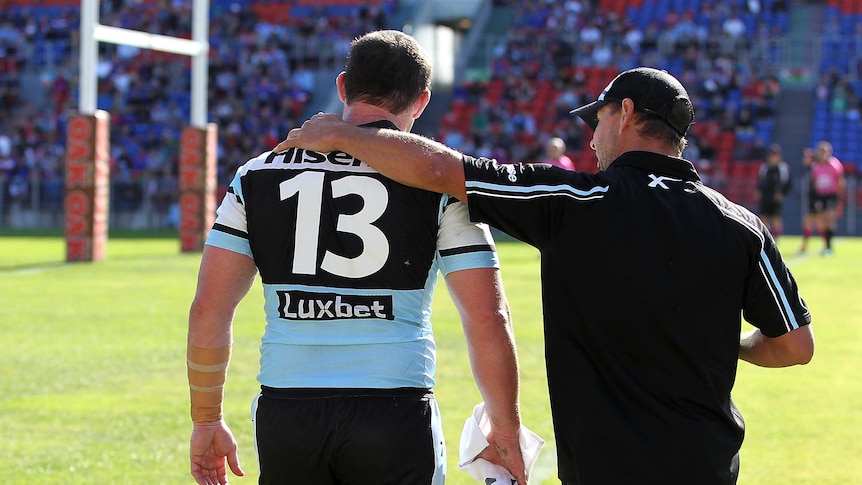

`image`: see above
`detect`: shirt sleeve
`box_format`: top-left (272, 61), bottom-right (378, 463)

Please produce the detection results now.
top-left (742, 231), bottom-right (811, 337)
top-left (436, 195), bottom-right (499, 275)
top-left (462, 155), bottom-right (608, 249)
top-left (205, 168), bottom-right (253, 258)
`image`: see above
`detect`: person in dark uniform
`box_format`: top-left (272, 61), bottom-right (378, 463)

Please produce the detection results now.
top-left (756, 143), bottom-right (792, 239)
top-left (187, 30), bottom-right (527, 485)
top-left (275, 67), bottom-right (815, 485)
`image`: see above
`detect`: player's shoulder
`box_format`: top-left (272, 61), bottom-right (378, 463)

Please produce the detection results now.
top-left (236, 150), bottom-right (277, 176)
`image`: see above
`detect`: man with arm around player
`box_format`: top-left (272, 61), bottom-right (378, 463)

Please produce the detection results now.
top-left (275, 67), bottom-right (815, 485)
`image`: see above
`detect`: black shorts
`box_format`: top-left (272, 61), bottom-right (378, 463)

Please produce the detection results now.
top-left (808, 193), bottom-right (838, 214)
top-left (252, 387), bottom-right (445, 485)
top-left (759, 199), bottom-right (783, 217)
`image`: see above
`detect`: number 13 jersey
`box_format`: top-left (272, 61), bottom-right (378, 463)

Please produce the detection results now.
top-left (205, 123), bottom-right (499, 389)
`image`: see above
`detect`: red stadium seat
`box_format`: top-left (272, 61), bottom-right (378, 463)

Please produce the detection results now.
top-left (599, 0), bottom-right (644, 17)
top-left (838, 0), bottom-right (856, 14)
top-left (250, 2), bottom-right (292, 24)
top-left (297, 0), bottom-right (385, 5)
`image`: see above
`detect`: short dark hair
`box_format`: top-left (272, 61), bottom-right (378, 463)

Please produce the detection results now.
top-left (343, 30), bottom-right (431, 114)
top-left (603, 102), bottom-right (688, 153)
top-left (630, 110), bottom-right (688, 153)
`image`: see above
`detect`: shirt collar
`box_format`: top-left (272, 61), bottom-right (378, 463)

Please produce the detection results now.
top-left (609, 151), bottom-right (701, 182)
top-left (360, 119), bottom-right (400, 131)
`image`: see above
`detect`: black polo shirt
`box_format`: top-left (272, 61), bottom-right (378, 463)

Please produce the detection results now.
top-left (463, 151), bottom-right (811, 485)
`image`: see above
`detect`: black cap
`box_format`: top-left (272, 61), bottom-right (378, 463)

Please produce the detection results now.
top-left (570, 67), bottom-right (694, 136)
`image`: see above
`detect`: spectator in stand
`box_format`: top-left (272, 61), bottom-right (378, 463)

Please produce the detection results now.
top-left (846, 90), bottom-right (860, 121)
top-left (0, 133), bottom-right (10, 159)
top-left (734, 105), bottom-right (756, 139)
top-left (721, 8), bottom-right (747, 45)
top-left (830, 78), bottom-right (850, 115)
top-left (438, 0), bottom-right (787, 175)
top-left (1, 0), bottom-right (791, 229)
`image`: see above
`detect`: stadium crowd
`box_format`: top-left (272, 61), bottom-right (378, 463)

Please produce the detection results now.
top-left (0, 0), bottom-right (858, 228)
top-left (441, 0), bottom-right (790, 177)
top-left (0, 0), bottom-right (392, 226)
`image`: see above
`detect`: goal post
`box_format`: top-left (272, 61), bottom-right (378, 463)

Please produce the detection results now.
top-left (68, 0), bottom-right (214, 261)
top-left (65, 110), bottom-right (110, 262)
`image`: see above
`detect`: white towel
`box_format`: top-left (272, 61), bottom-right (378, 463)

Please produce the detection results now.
top-left (458, 402), bottom-right (544, 484)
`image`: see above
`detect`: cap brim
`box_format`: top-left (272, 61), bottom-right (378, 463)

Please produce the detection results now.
top-left (569, 100), bottom-right (607, 131)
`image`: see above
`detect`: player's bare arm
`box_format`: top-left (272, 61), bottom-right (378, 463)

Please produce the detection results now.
top-left (187, 246), bottom-right (257, 484)
top-left (446, 267), bottom-right (527, 483)
top-left (274, 113), bottom-right (469, 201)
top-left (739, 325), bottom-right (814, 368)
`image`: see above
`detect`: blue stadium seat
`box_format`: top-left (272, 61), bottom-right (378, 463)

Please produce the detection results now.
top-left (8, 5), bottom-right (77, 20)
top-left (97, 93), bottom-right (113, 112)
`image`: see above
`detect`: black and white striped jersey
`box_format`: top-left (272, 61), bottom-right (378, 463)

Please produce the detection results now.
top-left (205, 123), bottom-right (498, 389)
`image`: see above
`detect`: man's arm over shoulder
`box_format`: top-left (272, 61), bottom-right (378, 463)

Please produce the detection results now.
top-left (274, 113), bottom-right (469, 200)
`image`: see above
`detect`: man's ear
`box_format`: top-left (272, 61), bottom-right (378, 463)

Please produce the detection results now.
top-left (618, 98), bottom-right (637, 131)
top-left (336, 72), bottom-right (347, 103)
top-left (411, 89), bottom-right (431, 119)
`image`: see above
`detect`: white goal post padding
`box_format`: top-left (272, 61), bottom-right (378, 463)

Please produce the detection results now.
top-left (78, 0), bottom-right (210, 127)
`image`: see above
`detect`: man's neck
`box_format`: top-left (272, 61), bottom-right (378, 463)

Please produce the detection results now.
top-left (343, 103), bottom-right (409, 132)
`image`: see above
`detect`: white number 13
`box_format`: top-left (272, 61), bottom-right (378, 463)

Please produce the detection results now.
top-left (279, 172), bottom-right (389, 278)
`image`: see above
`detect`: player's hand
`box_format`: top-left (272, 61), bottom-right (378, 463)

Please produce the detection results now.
top-left (190, 420), bottom-right (244, 485)
top-left (273, 112), bottom-right (346, 154)
top-left (478, 427), bottom-right (529, 484)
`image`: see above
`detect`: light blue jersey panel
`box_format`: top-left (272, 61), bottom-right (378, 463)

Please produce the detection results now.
top-left (206, 230), bottom-right (252, 258)
top-left (206, 151), bottom-right (500, 390)
top-left (258, 276), bottom-right (439, 388)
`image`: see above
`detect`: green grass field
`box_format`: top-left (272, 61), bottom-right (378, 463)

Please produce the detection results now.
top-left (1, 231), bottom-right (860, 484)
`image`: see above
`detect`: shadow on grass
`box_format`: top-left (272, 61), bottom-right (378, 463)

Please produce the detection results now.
top-left (0, 229), bottom-right (194, 273)
top-left (0, 260), bottom-right (71, 274)
top-left (0, 250), bottom-right (198, 274)
top-left (0, 229), bottom-right (178, 239)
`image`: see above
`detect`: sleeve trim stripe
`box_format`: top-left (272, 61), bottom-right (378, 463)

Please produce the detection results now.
top-left (758, 250), bottom-right (799, 332)
top-left (716, 199), bottom-right (801, 333)
top-left (212, 223), bottom-right (247, 239)
top-left (439, 244), bottom-right (494, 257)
top-left (466, 180), bottom-right (608, 201)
